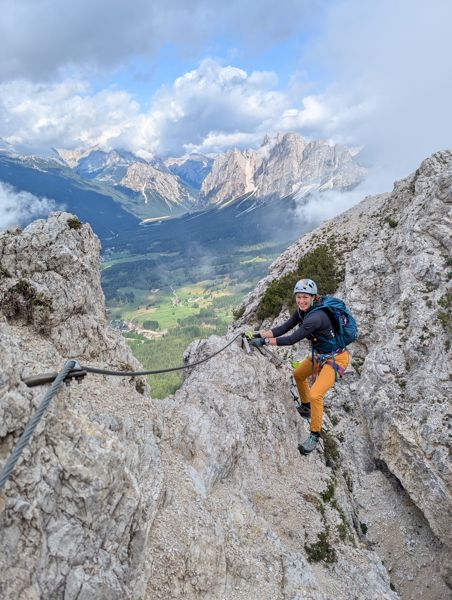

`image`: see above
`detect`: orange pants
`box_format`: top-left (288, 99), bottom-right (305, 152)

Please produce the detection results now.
top-left (293, 351), bottom-right (349, 432)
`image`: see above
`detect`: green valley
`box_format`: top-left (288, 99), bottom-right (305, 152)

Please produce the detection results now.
top-left (101, 194), bottom-right (315, 397)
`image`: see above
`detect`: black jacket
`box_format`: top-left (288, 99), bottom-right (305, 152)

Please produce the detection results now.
top-left (272, 304), bottom-right (336, 354)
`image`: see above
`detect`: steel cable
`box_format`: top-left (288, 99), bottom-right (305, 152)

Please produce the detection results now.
top-left (22, 332), bottom-right (244, 387)
top-left (0, 359), bottom-right (76, 490)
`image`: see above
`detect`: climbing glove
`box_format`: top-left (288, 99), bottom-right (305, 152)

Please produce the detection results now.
top-left (250, 337), bottom-right (266, 348)
top-left (244, 330), bottom-right (261, 340)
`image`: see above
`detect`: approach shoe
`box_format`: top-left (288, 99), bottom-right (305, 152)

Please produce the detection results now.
top-left (298, 432), bottom-right (320, 456)
top-left (296, 402), bottom-right (311, 420)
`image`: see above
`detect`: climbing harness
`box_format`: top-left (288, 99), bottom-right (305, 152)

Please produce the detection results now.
top-left (311, 347), bottom-right (347, 382)
top-left (1, 333), bottom-right (244, 490)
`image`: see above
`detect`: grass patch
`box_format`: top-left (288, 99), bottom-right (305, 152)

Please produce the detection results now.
top-left (321, 477), bottom-right (337, 503)
top-left (321, 430), bottom-right (341, 467)
top-left (437, 292), bottom-right (452, 334)
top-left (304, 530), bottom-right (337, 563)
top-left (232, 304), bottom-right (245, 319)
top-left (384, 216), bottom-right (398, 228)
top-left (0, 279), bottom-right (53, 326)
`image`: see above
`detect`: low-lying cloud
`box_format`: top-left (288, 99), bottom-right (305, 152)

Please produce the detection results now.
top-left (0, 182), bottom-right (57, 230)
top-left (290, 166), bottom-right (394, 234)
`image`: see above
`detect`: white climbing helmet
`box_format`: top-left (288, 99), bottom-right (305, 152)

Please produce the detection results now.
top-left (293, 278), bottom-right (317, 295)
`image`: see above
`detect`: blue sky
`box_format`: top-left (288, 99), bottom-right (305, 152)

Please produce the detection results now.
top-left (0, 0), bottom-right (450, 187)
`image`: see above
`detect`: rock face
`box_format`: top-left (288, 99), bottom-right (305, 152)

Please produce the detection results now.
top-left (58, 148), bottom-right (198, 214)
top-left (0, 213), bottom-right (162, 599)
top-left (199, 132), bottom-right (367, 206)
top-left (1, 151), bottom-right (451, 600)
top-left (144, 335), bottom-right (398, 600)
top-left (120, 161), bottom-right (197, 210)
top-left (235, 150), bottom-right (452, 598)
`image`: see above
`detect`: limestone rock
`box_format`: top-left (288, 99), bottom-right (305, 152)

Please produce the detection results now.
top-left (233, 150), bottom-right (452, 598)
top-left (0, 214), bottom-right (162, 599)
top-left (145, 334), bottom-right (398, 600)
top-left (199, 132), bottom-right (367, 206)
top-left (121, 162), bottom-right (197, 208)
top-left (2, 151), bottom-right (451, 600)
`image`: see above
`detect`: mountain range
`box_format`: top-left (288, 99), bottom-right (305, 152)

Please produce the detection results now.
top-left (0, 133), bottom-right (367, 235)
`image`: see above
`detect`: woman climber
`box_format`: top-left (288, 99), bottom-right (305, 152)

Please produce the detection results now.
top-left (250, 278), bottom-right (351, 455)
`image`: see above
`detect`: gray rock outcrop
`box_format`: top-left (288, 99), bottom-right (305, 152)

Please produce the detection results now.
top-left (0, 213), bottom-right (162, 599)
top-left (235, 149), bottom-right (452, 598)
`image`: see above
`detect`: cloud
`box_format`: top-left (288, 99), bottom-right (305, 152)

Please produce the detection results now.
top-left (139, 60), bottom-right (289, 156)
top-left (0, 182), bottom-right (57, 229)
top-left (302, 0), bottom-right (452, 186)
top-left (291, 186), bottom-right (369, 233)
top-left (0, 0), bottom-right (321, 82)
top-left (0, 79), bottom-right (140, 153)
top-left (0, 61), bottom-right (310, 157)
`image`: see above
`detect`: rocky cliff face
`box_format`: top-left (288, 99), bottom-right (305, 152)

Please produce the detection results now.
top-left (236, 149), bottom-right (452, 599)
top-left (0, 214), bottom-right (162, 599)
top-left (1, 151), bottom-right (451, 600)
top-left (120, 161), bottom-right (197, 209)
top-left (199, 132), bottom-right (367, 206)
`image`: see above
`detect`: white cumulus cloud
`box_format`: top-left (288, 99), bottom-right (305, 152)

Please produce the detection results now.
top-left (0, 60), bottom-right (322, 157)
top-left (138, 59), bottom-right (290, 155)
top-left (0, 182), bottom-right (57, 230)
top-left (0, 79), bottom-right (140, 153)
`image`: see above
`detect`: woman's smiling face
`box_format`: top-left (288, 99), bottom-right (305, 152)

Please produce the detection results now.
top-left (295, 292), bottom-right (313, 312)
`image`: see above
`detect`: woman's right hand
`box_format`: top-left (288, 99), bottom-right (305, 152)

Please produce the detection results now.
top-left (260, 329), bottom-right (273, 338)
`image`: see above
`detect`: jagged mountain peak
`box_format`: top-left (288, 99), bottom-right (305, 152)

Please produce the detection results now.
top-left (164, 152), bottom-right (211, 167)
top-left (2, 133), bottom-right (368, 224)
top-left (199, 132), bottom-right (366, 206)
top-left (53, 145), bottom-right (100, 168)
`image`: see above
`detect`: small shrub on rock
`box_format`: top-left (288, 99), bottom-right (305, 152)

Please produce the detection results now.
top-left (67, 217), bottom-right (83, 230)
top-left (256, 244), bottom-right (344, 321)
top-left (304, 530), bottom-right (337, 563)
top-left (0, 278), bottom-right (53, 328)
